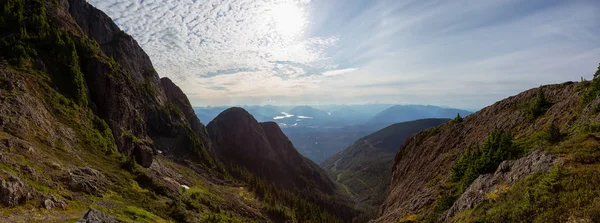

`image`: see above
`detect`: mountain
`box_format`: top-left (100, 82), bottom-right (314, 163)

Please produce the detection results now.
top-left (0, 0), bottom-right (356, 222)
top-left (368, 105), bottom-right (471, 126)
top-left (282, 125), bottom-right (376, 164)
top-left (288, 106), bottom-right (329, 119)
top-left (207, 107), bottom-right (359, 221)
top-left (243, 105), bottom-right (284, 122)
top-left (321, 119), bottom-right (449, 218)
top-left (193, 106), bottom-right (229, 126)
top-left (207, 107), bottom-right (334, 193)
top-left (374, 81), bottom-right (600, 222)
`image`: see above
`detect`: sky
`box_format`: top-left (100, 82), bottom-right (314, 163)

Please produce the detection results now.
top-left (88, 0), bottom-right (600, 110)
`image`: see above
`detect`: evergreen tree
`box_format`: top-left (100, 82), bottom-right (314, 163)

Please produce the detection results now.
top-left (545, 121), bottom-right (561, 143)
top-left (528, 86), bottom-right (550, 118)
top-left (453, 113), bottom-right (463, 123)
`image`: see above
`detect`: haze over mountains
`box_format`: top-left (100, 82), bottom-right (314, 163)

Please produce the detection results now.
top-left (194, 104), bottom-right (472, 163)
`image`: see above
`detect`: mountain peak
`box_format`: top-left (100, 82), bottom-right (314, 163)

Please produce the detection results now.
top-left (208, 107), bottom-right (335, 193)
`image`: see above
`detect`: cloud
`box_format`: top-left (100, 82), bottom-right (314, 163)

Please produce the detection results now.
top-left (323, 68), bottom-right (358, 76)
top-left (87, 0), bottom-right (336, 79)
top-left (89, 0), bottom-right (600, 109)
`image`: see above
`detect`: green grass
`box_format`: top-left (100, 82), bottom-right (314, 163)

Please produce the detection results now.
top-left (457, 164), bottom-right (600, 222)
top-left (447, 120), bottom-right (600, 222)
top-left (121, 206), bottom-right (171, 223)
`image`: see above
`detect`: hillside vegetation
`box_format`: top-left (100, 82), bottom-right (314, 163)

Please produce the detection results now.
top-left (375, 65), bottom-right (600, 222)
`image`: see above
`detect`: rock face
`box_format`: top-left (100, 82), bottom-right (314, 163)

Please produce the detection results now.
top-left (207, 107), bottom-right (334, 193)
top-left (374, 82), bottom-right (595, 222)
top-left (442, 150), bottom-right (561, 221)
top-left (160, 77), bottom-right (212, 154)
top-left (58, 0), bottom-right (214, 168)
top-left (321, 119), bottom-right (449, 212)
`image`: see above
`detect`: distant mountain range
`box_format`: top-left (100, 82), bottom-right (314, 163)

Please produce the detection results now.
top-left (368, 105), bottom-right (472, 125)
top-left (194, 104), bottom-right (472, 163)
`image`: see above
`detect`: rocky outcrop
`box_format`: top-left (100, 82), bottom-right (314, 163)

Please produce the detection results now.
top-left (77, 208), bottom-right (118, 223)
top-left (43, 195), bottom-right (67, 210)
top-left (65, 167), bottom-right (108, 196)
top-left (0, 172), bottom-right (32, 207)
top-left (207, 107), bottom-right (334, 193)
top-left (443, 150), bottom-right (561, 221)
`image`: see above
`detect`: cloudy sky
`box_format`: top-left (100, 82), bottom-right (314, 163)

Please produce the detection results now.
top-left (88, 0), bottom-right (600, 110)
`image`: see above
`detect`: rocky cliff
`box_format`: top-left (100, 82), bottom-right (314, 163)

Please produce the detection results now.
top-left (65, 0), bottom-right (215, 168)
top-left (374, 81), bottom-right (600, 222)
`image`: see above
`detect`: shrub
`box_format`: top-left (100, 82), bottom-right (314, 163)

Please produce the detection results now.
top-left (543, 121), bottom-right (561, 143)
top-left (527, 87), bottom-right (551, 119)
top-left (435, 128), bottom-right (521, 218)
top-left (452, 113), bottom-right (463, 123)
top-left (451, 128), bottom-right (520, 192)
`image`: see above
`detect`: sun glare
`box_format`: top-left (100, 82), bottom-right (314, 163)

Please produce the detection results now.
top-left (270, 3), bottom-right (307, 38)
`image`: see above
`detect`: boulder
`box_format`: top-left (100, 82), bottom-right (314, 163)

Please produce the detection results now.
top-left (134, 144), bottom-right (154, 168)
top-left (43, 195), bottom-right (67, 210)
top-left (77, 208), bottom-right (118, 223)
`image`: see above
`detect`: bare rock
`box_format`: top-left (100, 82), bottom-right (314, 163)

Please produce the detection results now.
top-left (50, 162), bottom-right (62, 170)
top-left (66, 167), bottom-right (108, 196)
top-left (0, 172), bottom-right (31, 207)
top-left (77, 208), bottom-right (118, 223)
top-left (443, 150), bottom-right (560, 220)
top-left (20, 165), bottom-right (38, 181)
top-left (134, 143), bottom-right (154, 168)
top-left (43, 195), bottom-right (67, 210)
top-left (0, 138), bottom-right (12, 149)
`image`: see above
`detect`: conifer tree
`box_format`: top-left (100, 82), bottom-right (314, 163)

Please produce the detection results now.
top-left (545, 121), bottom-right (561, 143)
top-left (453, 113), bottom-right (463, 123)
